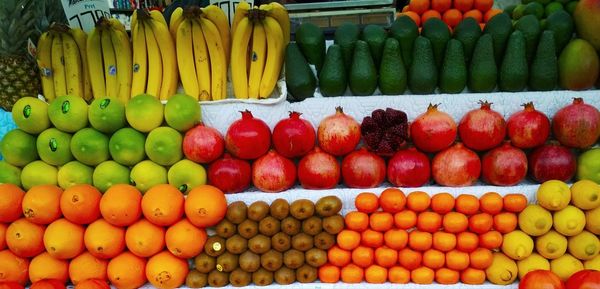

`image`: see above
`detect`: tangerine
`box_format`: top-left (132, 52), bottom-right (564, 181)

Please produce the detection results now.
top-left (340, 264), bottom-right (364, 283)
top-left (411, 266), bottom-right (435, 284)
top-left (431, 192), bottom-right (454, 214)
top-left (388, 266), bottom-right (410, 283)
top-left (0, 184), bottom-right (25, 223)
top-left (365, 265), bottom-right (387, 283)
top-left (43, 218), bottom-right (85, 259)
top-left (145, 251), bottom-right (189, 289)
top-left (406, 191), bottom-right (431, 212)
top-left (394, 210), bottom-right (417, 229)
top-left (6, 218), bottom-right (45, 258)
top-left (355, 192), bottom-right (379, 214)
top-left (165, 219), bottom-right (207, 259)
top-left (28, 252), bottom-right (69, 283)
top-left (84, 219), bottom-right (126, 259)
top-left (479, 192), bottom-right (503, 215)
top-left (125, 218), bottom-right (165, 257)
top-left (69, 252), bottom-right (108, 284)
top-left (370, 212), bottom-right (394, 232)
top-left (318, 264), bottom-right (340, 283)
top-left (100, 184), bottom-right (142, 227)
top-left (60, 184), bottom-right (101, 225)
top-left (107, 252), bottom-right (147, 289)
top-left (384, 229), bottom-right (408, 250)
top-left (142, 184), bottom-right (185, 226)
top-left (22, 185), bottom-right (63, 225)
top-left (379, 188), bottom-right (406, 213)
top-left (345, 211), bottom-right (369, 232)
top-left (184, 185), bottom-right (227, 228)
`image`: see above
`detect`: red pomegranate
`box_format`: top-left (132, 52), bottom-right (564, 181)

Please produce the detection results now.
top-left (297, 147), bottom-right (340, 189)
top-left (208, 154), bottom-right (252, 194)
top-left (410, 104), bottom-right (457, 153)
top-left (183, 123), bottom-right (225, 164)
top-left (225, 110), bottom-right (272, 160)
top-left (506, 102), bottom-right (551, 149)
top-left (387, 147), bottom-right (431, 187)
top-left (432, 142), bottom-right (481, 187)
top-left (458, 101), bottom-right (507, 151)
top-left (252, 150), bottom-right (297, 193)
top-left (272, 111), bottom-right (316, 158)
top-left (341, 147), bottom-right (386, 188)
top-left (552, 98), bottom-right (600, 148)
top-left (528, 142), bottom-right (577, 183)
top-left (481, 141), bottom-right (528, 186)
top-left (317, 107), bottom-right (361, 156)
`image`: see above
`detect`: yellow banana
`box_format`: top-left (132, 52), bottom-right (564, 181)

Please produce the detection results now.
top-left (131, 9), bottom-right (138, 33)
top-left (169, 7), bottom-right (184, 41)
top-left (201, 5), bottom-right (231, 66)
top-left (248, 22), bottom-right (266, 99)
top-left (101, 27), bottom-right (118, 98)
top-left (143, 20), bottom-right (162, 98)
top-left (261, 2), bottom-right (290, 45)
top-left (200, 17), bottom-right (227, 100)
top-left (107, 18), bottom-right (127, 33)
top-left (259, 16), bottom-right (284, 98)
top-left (51, 32), bottom-right (67, 97)
top-left (131, 21), bottom-right (148, 98)
top-left (61, 32), bottom-right (83, 98)
top-left (37, 32), bottom-right (55, 101)
top-left (191, 19), bottom-right (211, 101)
top-left (150, 10), bottom-right (169, 27)
top-left (86, 27), bottom-right (106, 98)
top-left (149, 18), bottom-right (178, 100)
top-left (232, 0), bottom-right (250, 35)
top-left (110, 28), bottom-right (132, 104)
top-left (176, 19), bottom-right (199, 99)
top-left (230, 17), bottom-right (252, 99)
top-left (69, 28), bottom-right (92, 101)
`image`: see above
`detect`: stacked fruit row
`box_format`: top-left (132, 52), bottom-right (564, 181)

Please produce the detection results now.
top-left (398, 0), bottom-right (502, 28)
top-left (507, 0), bottom-right (579, 20)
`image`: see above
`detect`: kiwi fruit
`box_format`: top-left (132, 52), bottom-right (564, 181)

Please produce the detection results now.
top-left (205, 236), bottom-right (226, 257)
top-left (194, 253), bottom-right (216, 273)
top-left (292, 233), bottom-right (314, 251)
top-left (315, 195), bottom-right (343, 217)
top-left (290, 199), bottom-right (315, 220)
top-left (229, 268), bottom-right (252, 287)
top-left (258, 216), bottom-right (281, 237)
top-left (252, 268), bottom-right (274, 286)
top-left (225, 234), bottom-right (248, 254)
top-left (248, 201), bottom-right (270, 221)
top-left (283, 249), bottom-right (305, 269)
top-left (271, 232), bottom-right (291, 252)
top-left (216, 252), bottom-right (239, 273)
top-left (216, 219), bottom-right (237, 238)
top-left (208, 270), bottom-right (229, 287)
top-left (322, 214), bottom-right (344, 234)
top-left (261, 249), bottom-right (283, 272)
top-left (248, 234), bottom-right (271, 254)
top-left (239, 251), bottom-right (261, 273)
top-left (302, 216), bottom-right (323, 236)
top-left (281, 217), bottom-right (301, 235)
top-left (237, 219), bottom-right (258, 239)
top-left (314, 231), bottom-right (335, 250)
top-left (270, 198), bottom-right (290, 220)
top-left (274, 266), bottom-right (296, 285)
top-left (226, 201), bottom-right (248, 224)
top-left (296, 264), bottom-right (318, 283)
top-left (185, 269), bottom-right (207, 288)
top-left (305, 248), bottom-right (327, 267)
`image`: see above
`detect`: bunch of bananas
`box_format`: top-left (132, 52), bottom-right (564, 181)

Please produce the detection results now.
top-left (231, 1), bottom-right (290, 99)
top-left (169, 5), bottom-right (230, 101)
top-left (130, 9), bottom-right (178, 101)
top-left (87, 18), bottom-right (132, 103)
top-left (37, 24), bottom-right (92, 102)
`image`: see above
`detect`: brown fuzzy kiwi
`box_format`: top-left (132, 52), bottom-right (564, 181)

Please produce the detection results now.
top-left (237, 219), bottom-right (258, 239)
top-left (248, 234), bottom-right (271, 254)
top-left (204, 236), bottom-right (226, 257)
top-left (296, 264), bottom-right (318, 283)
top-left (322, 214), bottom-right (345, 234)
top-left (229, 268), bottom-right (252, 287)
top-left (281, 217), bottom-right (301, 235)
top-left (185, 269), bottom-right (208, 288)
top-left (194, 253), bottom-right (217, 273)
top-left (301, 216), bottom-right (323, 236)
top-left (315, 195), bottom-right (343, 217)
top-left (226, 201), bottom-right (248, 224)
top-left (239, 251), bottom-right (261, 273)
top-left (291, 233), bottom-right (314, 252)
top-left (314, 231), bottom-right (335, 250)
top-left (258, 216), bottom-right (281, 237)
top-left (260, 249), bottom-right (283, 272)
top-left (305, 248), bottom-right (327, 267)
top-left (248, 201), bottom-right (270, 221)
top-left (216, 252), bottom-right (239, 273)
top-left (252, 268), bottom-right (274, 286)
top-left (290, 199), bottom-right (315, 220)
top-left (270, 198), bottom-right (290, 220)
top-left (225, 234), bottom-right (248, 254)
top-left (271, 232), bottom-right (291, 252)
top-left (274, 266), bottom-right (296, 285)
top-left (216, 219), bottom-right (237, 238)
top-left (208, 270), bottom-right (229, 287)
top-left (283, 249), bottom-right (305, 269)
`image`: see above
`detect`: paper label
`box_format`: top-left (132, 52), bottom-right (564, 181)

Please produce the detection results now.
top-left (208, 0), bottom-right (254, 26)
top-left (61, 0), bottom-right (111, 32)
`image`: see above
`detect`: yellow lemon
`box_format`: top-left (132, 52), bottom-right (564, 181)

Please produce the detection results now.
top-left (517, 253), bottom-right (551, 279)
top-left (502, 230), bottom-right (534, 260)
top-left (486, 252), bottom-right (519, 285)
top-left (536, 230), bottom-right (568, 260)
top-left (550, 253), bottom-right (584, 281)
top-left (571, 180), bottom-right (600, 210)
top-left (584, 254), bottom-right (600, 270)
top-left (519, 204), bottom-right (553, 236)
top-left (568, 230), bottom-right (600, 260)
top-left (585, 206), bottom-right (600, 234)
top-left (537, 180), bottom-right (571, 211)
top-left (554, 205), bottom-right (586, 236)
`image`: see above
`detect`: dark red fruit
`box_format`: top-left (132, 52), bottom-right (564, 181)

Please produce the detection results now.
top-left (272, 111), bottom-right (316, 158)
top-left (552, 98), bottom-right (600, 148)
top-left (318, 107), bottom-right (361, 156)
top-left (225, 110), bottom-right (272, 160)
top-left (361, 108), bottom-right (409, 156)
top-left (432, 142), bottom-right (481, 187)
top-left (410, 104), bottom-right (457, 153)
top-left (183, 123), bottom-right (225, 164)
top-left (297, 147), bottom-right (340, 189)
top-left (208, 153), bottom-right (252, 194)
top-left (252, 150), bottom-right (297, 193)
top-left (387, 147), bottom-right (431, 187)
top-left (528, 142), bottom-right (577, 183)
top-left (458, 101), bottom-right (507, 151)
top-left (341, 147), bottom-right (386, 188)
top-left (481, 141), bottom-right (528, 186)
top-left (506, 102), bottom-right (551, 149)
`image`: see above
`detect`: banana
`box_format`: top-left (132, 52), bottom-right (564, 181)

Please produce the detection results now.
top-left (230, 17), bottom-right (252, 99)
top-left (201, 5), bottom-right (231, 66)
top-left (131, 21), bottom-right (148, 98)
top-left (101, 26), bottom-right (118, 98)
top-left (176, 19), bottom-right (199, 99)
top-left (143, 20), bottom-right (162, 98)
top-left (200, 17), bottom-right (227, 100)
top-left (86, 27), bottom-right (106, 98)
top-left (150, 10), bottom-right (169, 27)
top-left (259, 16), bottom-right (284, 98)
top-left (248, 22), bottom-right (266, 99)
top-left (149, 18), bottom-right (178, 100)
top-left (232, 0), bottom-right (250, 35)
top-left (262, 2), bottom-right (290, 45)
top-left (191, 19), bottom-right (211, 101)
top-left (69, 28), bottom-right (92, 101)
top-left (169, 7), bottom-right (184, 41)
top-left (61, 32), bottom-right (83, 98)
top-left (37, 32), bottom-right (55, 101)
top-left (110, 28), bottom-right (132, 104)
top-left (131, 9), bottom-right (138, 33)
top-left (107, 18), bottom-right (127, 33)
top-left (51, 32), bottom-right (67, 97)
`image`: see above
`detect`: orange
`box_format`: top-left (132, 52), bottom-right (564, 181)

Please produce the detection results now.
top-left (431, 0), bottom-right (451, 13)
top-left (22, 185), bottom-right (63, 225)
top-left (125, 219), bottom-right (165, 258)
top-left (142, 184), bottom-right (184, 227)
top-left (468, 213), bottom-right (493, 234)
top-left (398, 248), bottom-right (422, 270)
top-left (409, 230), bottom-right (432, 251)
top-left (28, 252), bottom-right (69, 283)
top-left (446, 249), bottom-right (470, 270)
top-left (370, 212), bottom-right (393, 232)
top-left (341, 264), bottom-right (364, 283)
top-left (361, 229), bottom-right (384, 248)
top-left (388, 266), bottom-right (410, 283)
top-left (107, 252), bottom-right (147, 289)
top-left (453, 0), bottom-right (473, 12)
top-left (30, 279), bottom-right (66, 289)
top-left (43, 218), bottom-right (85, 259)
top-left (379, 188), bottom-right (406, 213)
top-left (433, 231), bottom-right (456, 252)
top-left (443, 9), bottom-right (462, 28)
top-left (0, 249), bottom-right (30, 285)
top-left (503, 194), bottom-right (527, 213)
top-left (0, 223), bottom-right (6, 250)
top-left (394, 210), bottom-right (417, 230)
top-left (165, 219), bottom-right (207, 259)
top-left (435, 268), bottom-right (459, 284)
top-left (74, 279), bottom-right (110, 289)
top-left (493, 212), bottom-right (518, 234)
top-left (431, 193), bottom-right (454, 214)
top-left (474, 0), bottom-right (493, 12)
top-left (422, 10), bottom-right (442, 24)
top-left (484, 8), bottom-right (502, 22)
top-left (442, 212), bottom-right (468, 233)
top-left (69, 252), bottom-right (108, 284)
top-left (456, 231), bottom-right (479, 252)
top-left (365, 265), bottom-right (387, 283)
top-left (355, 192), bottom-right (379, 214)
top-left (461, 267), bottom-right (486, 284)
top-left (408, 0), bottom-right (430, 14)
top-left (407, 191), bottom-right (431, 212)
top-left (328, 245), bottom-right (351, 267)
top-left (0, 184), bottom-right (25, 223)
top-left (60, 184), bottom-right (101, 225)
top-left (422, 249), bottom-right (445, 269)
top-left (479, 230), bottom-right (502, 250)
top-left (479, 192), bottom-right (503, 215)
top-left (337, 229), bottom-right (361, 251)
top-left (402, 11), bottom-right (422, 27)
top-left (318, 264), bottom-right (340, 283)
top-left (184, 185), bottom-right (227, 228)
top-left (463, 9), bottom-right (483, 23)
top-left (345, 211), bottom-right (369, 232)
top-left (455, 194), bottom-right (479, 215)
top-left (384, 229), bottom-right (408, 250)
top-left (84, 219), bottom-right (126, 259)
top-left (469, 248), bottom-right (493, 269)
top-left (417, 211), bottom-right (442, 233)
top-left (100, 184), bottom-right (142, 227)
top-left (352, 246), bottom-right (374, 268)
top-left (375, 247), bottom-right (398, 268)
top-left (411, 266), bottom-right (435, 284)
top-left (146, 251), bottom-right (189, 289)
top-left (6, 218), bottom-right (45, 258)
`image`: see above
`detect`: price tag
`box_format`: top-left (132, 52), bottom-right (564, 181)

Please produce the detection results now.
top-left (209, 0), bottom-right (255, 26)
top-left (61, 0), bottom-right (111, 32)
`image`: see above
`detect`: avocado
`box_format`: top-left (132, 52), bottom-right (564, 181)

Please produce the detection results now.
top-left (515, 15), bottom-right (541, 64)
top-left (295, 23), bottom-right (326, 76)
top-left (409, 36), bottom-right (438, 94)
top-left (334, 22), bottom-right (361, 72)
top-left (483, 13), bottom-right (513, 65)
top-left (468, 34), bottom-right (497, 92)
top-left (361, 24), bottom-right (387, 69)
top-left (319, 44), bottom-right (347, 97)
top-left (499, 31), bottom-right (529, 92)
top-left (545, 10), bottom-right (574, 54)
top-left (421, 18), bottom-right (452, 69)
top-left (349, 40), bottom-right (378, 96)
top-left (439, 39), bottom-right (467, 93)
top-left (529, 30), bottom-right (558, 91)
top-left (389, 15), bottom-right (419, 67)
top-left (453, 17), bottom-right (483, 63)
top-left (285, 42), bottom-right (316, 101)
top-left (379, 38), bottom-right (407, 95)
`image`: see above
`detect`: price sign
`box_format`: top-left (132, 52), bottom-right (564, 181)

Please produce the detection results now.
top-left (209, 0), bottom-right (254, 26)
top-left (61, 0), bottom-right (111, 32)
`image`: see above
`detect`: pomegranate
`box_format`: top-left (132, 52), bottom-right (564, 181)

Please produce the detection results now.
top-left (208, 154), bottom-right (252, 194)
top-left (506, 102), bottom-right (551, 149)
top-left (225, 110), bottom-right (272, 160)
top-left (552, 98), bottom-right (600, 148)
top-left (410, 104), bottom-right (457, 153)
top-left (183, 123), bottom-right (225, 164)
top-left (432, 142), bottom-right (481, 187)
top-left (458, 101), bottom-right (507, 151)
top-left (566, 270), bottom-right (600, 289)
top-left (481, 141), bottom-right (528, 186)
top-left (528, 142), bottom-right (577, 183)
top-left (272, 111), bottom-right (316, 158)
top-left (317, 107), bottom-right (361, 156)
top-left (387, 147), bottom-right (431, 187)
top-left (297, 147), bottom-right (340, 189)
top-left (252, 150), bottom-right (297, 193)
top-left (341, 147), bottom-right (386, 188)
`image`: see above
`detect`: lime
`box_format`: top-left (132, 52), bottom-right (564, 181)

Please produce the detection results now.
top-left (48, 95), bottom-right (89, 133)
top-left (36, 128), bottom-right (73, 166)
top-left (88, 98), bottom-right (126, 134)
top-left (167, 159), bottom-right (207, 194)
top-left (535, 0), bottom-right (552, 6)
top-left (584, 255), bottom-right (600, 270)
top-left (566, 1), bottom-right (578, 14)
top-left (513, 4), bottom-right (527, 19)
top-left (536, 230), bottom-right (568, 259)
top-left (524, 2), bottom-right (545, 19)
top-left (0, 129), bottom-right (38, 167)
top-left (0, 161), bottom-right (22, 186)
top-left (556, 0), bottom-right (570, 4)
top-left (586, 207), bottom-right (600, 234)
top-left (577, 148), bottom-right (600, 183)
top-left (70, 128), bottom-right (110, 166)
top-left (57, 161), bottom-right (94, 189)
top-left (545, 2), bottom-right (564, 17)
top-left (125, 94), bottom-right (164, 133)
top-left (522, 0), bottom-right (535, 4)
top-left (570, 180), bottom-right (600, 210)
top-left (518, 205), bottom-right (553, 236)
top-left (537, 180), bottom-right (571, 211)
top-left (502, 230), bottom-right (534, 260)
top-left (145, 127), bottom-right (182, 166)
top-left (130, 160), bottom-right (167, 193)
top-left (553, 205), bottom-right (586, 236)
top-left (109, 128), bottom-right (146, 166)
top-left (568, 231), bottom-right (599, 260)
top-left (550, 254), bottom-right (584, 281)
top-left (517, 253), bottom-right (550, 279)
top-left (11, 97), bottom-right (50, 134)
top-left (164, 94), bottom-right (201, 132)
top-left (92, 161), bottom-right (131, 193)
top-left (21, 160), bottom-right (57, 190)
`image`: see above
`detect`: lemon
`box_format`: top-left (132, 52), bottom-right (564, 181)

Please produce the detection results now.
top-left (517, 253), bottom-right (551, 279)
top-left (502, 230), bottom-right (534, 260)
top-left (571, 180), bottom-right (600, 210)
top-left (519, 204), bottom-right (553, 236)
top-left (486, 252), bottom-right (519, 285)
top-left (554, 205), bottom-right (586, 236)
top-left (536, 230), bottom-right (568, 259)
top-left (585, 206), bottom-right (600, 234)
top-left (550, 253), bottom-right (584, 281)
top-left (584, 254), bottom-right (600, 270)
top-left (568, 230), bottom-right (599, 260)
top-left (537, 180), bottom-right (571, 211)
